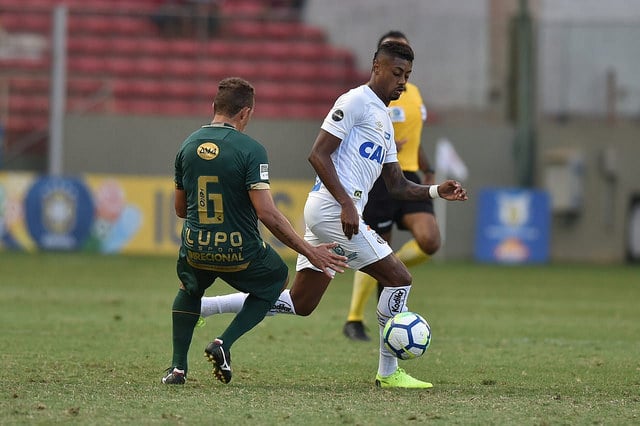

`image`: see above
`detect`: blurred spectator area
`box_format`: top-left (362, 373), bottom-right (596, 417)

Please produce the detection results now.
top-left (0, 0), bottom-right (366, 160)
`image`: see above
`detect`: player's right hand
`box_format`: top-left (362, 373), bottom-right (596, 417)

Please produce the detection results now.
top-left (438, 180), bottom-right (468, 201)
top-left (340, 203), bottom-right (360, 239)
top-left (309, 242), bottom-right (348, 277)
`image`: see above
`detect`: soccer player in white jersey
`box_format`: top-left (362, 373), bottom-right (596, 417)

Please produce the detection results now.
top-left (200, 41), bottom-right (468, 388)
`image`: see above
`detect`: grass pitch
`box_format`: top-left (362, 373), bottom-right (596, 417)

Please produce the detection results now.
top-left (1, 251), bottom-right (639, 425)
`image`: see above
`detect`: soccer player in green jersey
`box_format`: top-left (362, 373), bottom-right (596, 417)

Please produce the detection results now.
top-left (162, 77), bottom-right (348, 385)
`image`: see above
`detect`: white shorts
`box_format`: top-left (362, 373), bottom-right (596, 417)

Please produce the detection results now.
top-left (296, 193), bottom-right (393, 274)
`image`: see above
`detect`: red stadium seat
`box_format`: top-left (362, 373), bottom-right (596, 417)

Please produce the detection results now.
top-left (0, 12), bottom-right (51, 33)
top-left (9, 94), bottom-right (49, 114)
top-left (9, 78), bottom-right (49, 95)
top-left (133, 58), bottom-right (166, 78)
top-left (164, 59), bottom-right (194, 79)
top-left (68, 78), bottom-right (106, 96)
top-left (165, 81), bottom-right (200, 100)
top-left (68, 56), bottom-right (107, 75)
top-left (227, 21), bottom-right (265, 39)
top-left (67, 37), bottom-right (112, 56)
top-left (199, 62), bottom-right (227, 80)
top-left (103, 57), bottom-right (138, 77)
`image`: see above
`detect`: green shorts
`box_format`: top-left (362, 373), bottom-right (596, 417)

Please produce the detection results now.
top-left (176, 243), bottom-right (288, 304)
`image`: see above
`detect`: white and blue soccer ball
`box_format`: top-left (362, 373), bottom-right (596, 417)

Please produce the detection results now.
top-left (383, 311), bottom-right (431, 360)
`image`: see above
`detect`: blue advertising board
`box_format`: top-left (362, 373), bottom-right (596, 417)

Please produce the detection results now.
top-left (474, 188), bottom-right (551, 264)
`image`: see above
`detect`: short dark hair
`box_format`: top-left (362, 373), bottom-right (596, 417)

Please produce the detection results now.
top-left (374, 40), bottom-right (414, 63)
top-left (377, 30), bottom-right (409, 48)
top-left (214, 77), bottom-right (255, 116)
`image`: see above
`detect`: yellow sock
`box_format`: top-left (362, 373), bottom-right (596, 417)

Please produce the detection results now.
top-left (346, 271), bottom-right (377, 322)
top-left (396, 239), bottom-right (430, 268)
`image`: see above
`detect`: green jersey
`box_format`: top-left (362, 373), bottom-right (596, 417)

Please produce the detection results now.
top-left (175, 123), bottom-right (270, 272)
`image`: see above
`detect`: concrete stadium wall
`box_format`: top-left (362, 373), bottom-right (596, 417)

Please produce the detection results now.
top-left (536, 120), bottom-right (640, 263)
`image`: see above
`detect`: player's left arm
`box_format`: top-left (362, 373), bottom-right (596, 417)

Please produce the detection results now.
top-left (382, 162), bottom-right (467, 202)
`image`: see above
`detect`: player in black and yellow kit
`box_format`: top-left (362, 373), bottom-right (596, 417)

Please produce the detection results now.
top-left (162, 77), bottom-right (347, 385)
top-left (343, 31), bottom-right (441, 341)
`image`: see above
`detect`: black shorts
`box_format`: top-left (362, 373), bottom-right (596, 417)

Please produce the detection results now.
top-left (363, 171), bottom-right (434, 234)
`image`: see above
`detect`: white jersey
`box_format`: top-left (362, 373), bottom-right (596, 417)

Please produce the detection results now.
top-left (309, 84), bottom-right (398, 214)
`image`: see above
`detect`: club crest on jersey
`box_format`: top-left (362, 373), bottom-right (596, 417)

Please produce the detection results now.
top-left (331, 244), bottom-right (358, 262)
top-left (197, 142), bottom-right (219, 160)
top-left (332, 109), bottom-right (344, 121)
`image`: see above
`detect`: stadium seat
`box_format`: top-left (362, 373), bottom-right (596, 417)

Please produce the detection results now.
top-left (168, 40), bottom-right (200, 58)
top-left (111, 37), bottom-right (148, 57)
top-left (164, 81), bottom-right (200, 100)
top-left (164, 59), bottom-right (194, 79)
top-left (103, 57), bottom-right (139, 77)
top-left (204, 41), bottom-right (234, 58)
top-left (224, 60), bottom-right (261, 80)
top-left (67, 37), bottom-right (112, 56)
top-left (227, 21), bottom-right (265, 39)
top-left (68, 79), bottom-right (106, 96)
top-left (200, 62), bottom-right (227, 80)
top-left (253, 82), bottom-right (285, 103)
top-left (111, 79), bottom-right (163, 99)
top-left (8, 94), bottom-right (49, 114)
top-left (9, 78), bottom-right (49, 95)
top-left (132, 58), bottom-right (165, 78)
top-left (221, 0), bottom-right (265, 18)
top-left (68, 15), bottom-right (114, 35)
top-left (0, 12), bottom-right (51, 33)
top-left (68, 56), bottom-right (107, 75)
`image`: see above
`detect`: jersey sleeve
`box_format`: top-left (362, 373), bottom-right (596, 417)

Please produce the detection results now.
top-left (320, 91), bottom-right (364, 140)
top-left (245, 140), bottom-right (271, 190)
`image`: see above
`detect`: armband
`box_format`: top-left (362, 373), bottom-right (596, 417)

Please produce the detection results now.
top-left (429, 185), bottom-right (440, 199)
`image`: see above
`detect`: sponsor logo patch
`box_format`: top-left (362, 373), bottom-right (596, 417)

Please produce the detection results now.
top-left (387, 288), bottom-right (408, 315)
top-left (331, 109), bottom-right (344, 121)
top-left (260, 164), bottom-right (269, 180)
top-left (197, 142), bottom-right (219, 160)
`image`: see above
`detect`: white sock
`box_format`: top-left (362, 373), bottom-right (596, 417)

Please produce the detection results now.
top-left (200, 289), bottom-right (297, 317)
top-left (269, 289), bottom-right (296, 315)
top-left (200, 293), bottom-right (248, 317)
top-left (376, 285), bottom-right (411, 377)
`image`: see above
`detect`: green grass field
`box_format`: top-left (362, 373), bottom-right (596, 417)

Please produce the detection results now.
top-left (1, 251), bottom-right (638, 425)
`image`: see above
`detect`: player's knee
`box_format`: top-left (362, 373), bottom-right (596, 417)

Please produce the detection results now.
top-left (418, 238), bottom-right (440, 255)
top-left (395, 267), bottom-right (412, 286)
top-left (289, 294), bottom-right (315, 316)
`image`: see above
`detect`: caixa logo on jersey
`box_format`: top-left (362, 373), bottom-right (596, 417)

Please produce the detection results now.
top-left (387, 288), bottom-right (408, 315)
top-left (358, 141), bottom-right (385, 164)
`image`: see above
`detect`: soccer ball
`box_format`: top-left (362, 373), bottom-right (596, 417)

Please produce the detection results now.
top-left (383, 311), bottom-right (431, 360)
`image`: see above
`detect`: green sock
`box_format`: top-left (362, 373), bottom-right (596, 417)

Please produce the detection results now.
top-left (219, 294), bottom-right (271, 348)
top-left (171, 289), bottom-right (201, 373)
